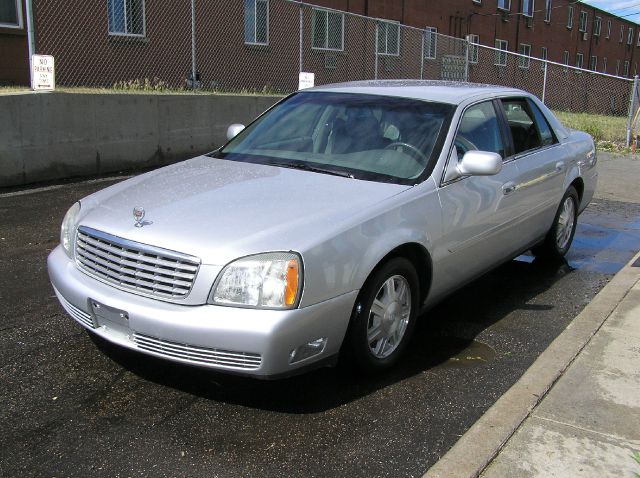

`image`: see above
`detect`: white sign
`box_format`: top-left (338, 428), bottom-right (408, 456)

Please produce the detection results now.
top-left (298, 72), bottom-right (315, 90)
top-left (31, 55), bottom-right (55, 91)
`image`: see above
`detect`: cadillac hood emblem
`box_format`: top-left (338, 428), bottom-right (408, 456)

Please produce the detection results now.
top-left (133, 206), bottom-right (146, 227)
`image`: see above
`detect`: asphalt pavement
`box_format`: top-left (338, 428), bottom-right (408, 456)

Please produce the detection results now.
top-left (1, 153), bottom-right (640, 478)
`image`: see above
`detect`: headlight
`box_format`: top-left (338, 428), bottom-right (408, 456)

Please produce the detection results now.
top-left (60, 202), bottom-right (81, 258)
top-left (209, 252), bottom-right (303, 309)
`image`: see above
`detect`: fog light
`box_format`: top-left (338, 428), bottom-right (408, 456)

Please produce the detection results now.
top-left (289, 338), bottom-right (327, 364)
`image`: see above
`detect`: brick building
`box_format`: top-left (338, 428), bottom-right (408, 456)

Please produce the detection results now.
top-left (1, 0), bottom-right (639, 88)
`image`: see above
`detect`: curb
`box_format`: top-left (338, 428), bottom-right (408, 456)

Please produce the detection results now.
top-left (422, 250), bottom-right (640, 478)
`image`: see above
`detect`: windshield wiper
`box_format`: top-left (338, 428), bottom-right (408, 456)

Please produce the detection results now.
top-left (270, 161), bottom-right (355, 179)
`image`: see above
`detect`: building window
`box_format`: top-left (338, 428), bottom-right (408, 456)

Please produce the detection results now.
top-left (244, 0), bottom-right (268, 45)
top-left (603, 57), bottom-right (607, 73)
top-left (108, 0), bottom-right (145, 36)
top-left (312, 9), bottom-right (344, 51)
top-left (473, 0), bottom-right (482, 4)
top-left (590, 55), bottom-right (597, 71)
top-left (377, 20), bottom-right (400, 56)
top-left (0, 0), bottom-right (22, 28)
top-left (624, 60), bottom-right (630, 77)
top-left (607, 19), bottom-right (611, 39)
top-left (540, 46), bottom-right (547, 69)
top-left (579, 11), bottom-right (588, 33)
top-left (563, 50), bottom-right (569, 69)
top-left (544, 0), bottom-right (551, 22)
top-left (466, 34), bottom-right (479, 63)
top-left (628, 27), bottom-right (634, 45)
top-left (424, 27), bottom-right (437, 59)
top-left (522, 0), bottom-right (534, 17)
top-left (495, 39), bottom-right (508, 66)
top-left (637, 31), bottom-right (640, 47)
top-left (616, 59), bottom-right (621, 75)
top-left (498, 0), bottom-right (511, 11)
top-left (576, 53), bottom-right (583, 69)
top-left (594, 17), bottom-right (601, 37)
top-left (519, 43), bottom-right (531, 68)
top-left (620, 25), bottom-right (624, 43)
top-left (567, 6), bottom-right (573, 29)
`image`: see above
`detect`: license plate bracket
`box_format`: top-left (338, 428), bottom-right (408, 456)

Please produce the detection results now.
top-left (89, 299), bottom-right (129, 331)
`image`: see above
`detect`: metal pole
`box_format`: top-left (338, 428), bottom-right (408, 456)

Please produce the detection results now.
top-left (299, 5), bottom-right (303, 73)
top-left (25, 0), bottom-right (35, 89)
top-left (374, 22), bottom-right (378, 80)
top-left (542, 61), bottom-right (548, 104)
top-left (191, 0), bottom-right (197, 91)
top-left (464, 38), bottom-right (469, 82)
top-left (626, 75), bottom-right (639, 147)
top-left (420, 30), bottom-right (424, 80)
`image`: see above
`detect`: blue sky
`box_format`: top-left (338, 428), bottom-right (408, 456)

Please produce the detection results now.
top-left (581, 0), bottom-right (640, 24)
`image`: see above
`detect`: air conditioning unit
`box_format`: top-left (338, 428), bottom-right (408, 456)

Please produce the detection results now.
top-left (582, 32), bottom-right (588, 41)
top-left (525, 17), bottom-right (533, 28)
top-left (501, 11), bottom-right (509, 22)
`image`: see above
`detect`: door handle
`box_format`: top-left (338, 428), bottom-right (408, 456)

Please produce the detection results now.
top-left (502, 182), bottom-right (517, 195)
top-left (555, 162), bottom-right (566, 172)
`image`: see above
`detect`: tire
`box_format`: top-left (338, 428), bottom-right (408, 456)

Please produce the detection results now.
top-left (346, 257), bottom-right (419, 373)
top-left (532, 186), bottom-right (579, 260)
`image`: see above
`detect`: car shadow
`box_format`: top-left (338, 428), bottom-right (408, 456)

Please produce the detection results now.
top-left (93, 255), bottom-right (574, 414)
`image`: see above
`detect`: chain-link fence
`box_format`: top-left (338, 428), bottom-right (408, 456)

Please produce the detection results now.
top-left (32, 0), bottom-right (638, 133)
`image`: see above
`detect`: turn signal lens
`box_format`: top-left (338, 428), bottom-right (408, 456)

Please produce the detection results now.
top-left (285, 259), bottom-right (299, 306)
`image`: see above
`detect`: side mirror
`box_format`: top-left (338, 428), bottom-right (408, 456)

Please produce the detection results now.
top-left (457, 151), bottom-right (502, 176)
top-left (226, 123), bottom-right (245, 141)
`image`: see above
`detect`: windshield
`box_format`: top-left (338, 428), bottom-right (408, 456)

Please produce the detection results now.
top-left (217, 92), bottom-right (453, 184)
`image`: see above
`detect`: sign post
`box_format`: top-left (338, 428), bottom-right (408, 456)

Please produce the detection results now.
top-left (31, 55), bottom-right (55, 91)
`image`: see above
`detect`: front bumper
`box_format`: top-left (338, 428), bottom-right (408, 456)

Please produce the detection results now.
top-left (48, 246), bottom-right (357, 378)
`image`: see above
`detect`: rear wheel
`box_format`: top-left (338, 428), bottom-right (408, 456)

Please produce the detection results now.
top-left (532, 186), bottom-right (579, 259)
top-left (346, 257), bottom-right (419, 373)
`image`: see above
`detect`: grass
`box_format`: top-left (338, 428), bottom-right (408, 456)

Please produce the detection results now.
top-left (553, 110), bottom-right (630, 153)
top-left (0, 85), bottom-right (285, 97)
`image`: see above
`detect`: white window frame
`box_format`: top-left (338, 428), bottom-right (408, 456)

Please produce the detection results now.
top-left (377, 20), bottom-right (400, 56)
top-left (244, 0), bottom-right (269, 46)
top-left (616, 59), bottom-right (621, 75)
top-left (467, 34), bottom-right (479, 63)
top-left (624, 60), bottom-right (630, 77)
top-left (540, 46), bottom-right (547, 69)
top-left (522, 0), bottom-right (534, 17)
top-left (603, 57), bottom-right (607, 73)
top-left (424, 26), bottom-right (437, 59)
top-left (498, 0), bottom-right (511, 11)
top-left (628, 27), bottom-right (634, 45)
top-left (0, 0), bottom-right (23, 29)
top-left (579, 11), bottom-right (588, 33)
top-left (544, 0), bottom-right (551, 23)
top-left (563, 50), bottom-right (569, 70)
top-left (473, 0), bottom-right (482, 4)
top-left (620, 25), bottom-right (625, 43)
top-left (590, 55), bottom-right (597, 71)
top-left (518, 43), bottom-right (531, 68)
top-left (594, 17), bottom-right (601, 37)
top-left (576, 52), bottom-right (584, 69)
top-left (311, 8), bottom-right (344, 51)
top-left (495, 39), bottom-right (508, 66)
top-left (607, 19), bottom-right (611, 39)
top-left (637, 30), bottom-right (640, 47)
top-left (567, 6), bottom-right (573, 29)
top-left (108, 0), bottom-right (146, 37)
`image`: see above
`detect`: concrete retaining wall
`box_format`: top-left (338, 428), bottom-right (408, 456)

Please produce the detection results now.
top-left (0, 92), bottom-right (280, 188)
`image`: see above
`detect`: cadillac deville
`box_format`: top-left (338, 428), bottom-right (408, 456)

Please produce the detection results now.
top-left (48, 80), bottom-right (597, 378)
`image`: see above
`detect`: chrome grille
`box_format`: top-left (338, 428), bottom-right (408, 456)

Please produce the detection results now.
top-left (133, 333), bottom-right (262, 370)
top-left (75, 227), bottom-right (200, 299)
top-left (55, 290), bottom-right (95, 329)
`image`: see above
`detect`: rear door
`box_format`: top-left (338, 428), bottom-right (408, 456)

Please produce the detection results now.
top-left (499, 97), bottom-right (567, 241)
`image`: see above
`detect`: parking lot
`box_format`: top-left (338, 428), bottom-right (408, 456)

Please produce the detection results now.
top-left (2, 154), bottom-right (640, 478)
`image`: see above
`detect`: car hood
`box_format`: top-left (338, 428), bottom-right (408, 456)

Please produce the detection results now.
top-left (79, 156), bottom-right (410, 265)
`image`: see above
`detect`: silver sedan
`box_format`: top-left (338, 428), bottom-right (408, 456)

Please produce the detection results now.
top-left (48, 80), bottom-right (597, 378)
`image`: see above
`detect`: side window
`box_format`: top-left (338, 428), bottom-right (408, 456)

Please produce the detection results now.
top-left (501, 99), bottom-right (542, 154)
top-left (527, 99), bottom-right (557, 147)
top-left (454, 101), bottom-right (505, 159)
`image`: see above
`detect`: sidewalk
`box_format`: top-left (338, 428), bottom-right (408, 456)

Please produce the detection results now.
top-left (425, 251), bottom-right (640, 478)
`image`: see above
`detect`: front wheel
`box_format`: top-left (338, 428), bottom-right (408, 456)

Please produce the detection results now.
top-left (346, 257), bottom-right (419, 373)
top-left (532, 186), bottom-right (579, 259)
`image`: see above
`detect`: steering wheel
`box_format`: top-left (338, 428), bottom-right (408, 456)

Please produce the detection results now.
top-left (453, 137), bottom-right (478, 157)
top-left (384, 142), bottom-right (427, 162)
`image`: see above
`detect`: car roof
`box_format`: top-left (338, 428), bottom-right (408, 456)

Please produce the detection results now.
top-left (307, 80), bottom-right (525, 105)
